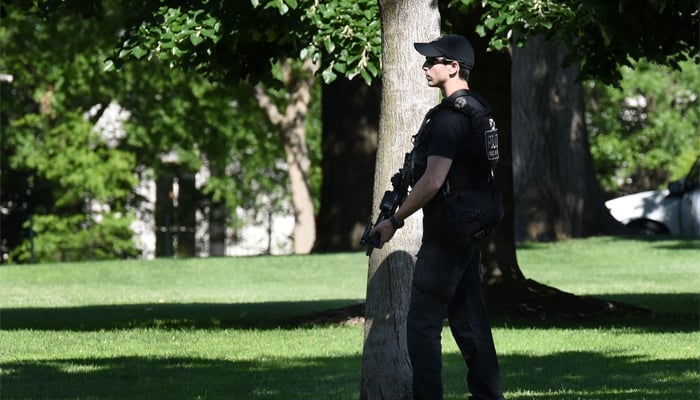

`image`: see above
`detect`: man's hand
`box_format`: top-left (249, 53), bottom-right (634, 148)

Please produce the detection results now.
top-left (369, 219), bottom-right (398, 248)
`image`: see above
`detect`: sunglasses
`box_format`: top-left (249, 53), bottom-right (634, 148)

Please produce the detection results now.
top-left (424, 57), bottom-right (455, 66)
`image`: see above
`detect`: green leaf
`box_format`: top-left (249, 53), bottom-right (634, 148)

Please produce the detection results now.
top-left (366, 61), bottom-right (378, 77)
top-left (131, 46), bottom-right (148, 59)
top-left (190, 33), bottom-right (204, 45)
top-left (324, 37), bottom-right (335, 53)
top-left (103, 59), bottom-right (115, 72)
top-left (333, 62), bottom-right (347, 73)
top-left (484, 16), bottom-right (497, 30)
top-left (321, 68), bottom-right (337, 83)
top-left (360, 68), bottom-right (371, 85)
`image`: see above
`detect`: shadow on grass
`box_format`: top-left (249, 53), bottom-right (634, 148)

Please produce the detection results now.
top-left (444, 351), bottom-right (699, 400)
top-left (488, 291), bottom-right (698, 333)
top-left (2, 351), bottom-right (697, 400)
top-left (0, 299), bottom-right (364, 331)
top-left (0, 355), bottom-right (361, 400)
top-left (516, 235), bottom-right (700, 250)
top-left (595, 292), bottom-right (700, 317)
top-left (603, 235), bottom-right (700, 250)
top-left (1, 293), bottom-right (697, 332)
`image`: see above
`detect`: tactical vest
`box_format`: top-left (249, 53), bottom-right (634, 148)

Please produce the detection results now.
top-left (410, 90), bottom-right (500, 192)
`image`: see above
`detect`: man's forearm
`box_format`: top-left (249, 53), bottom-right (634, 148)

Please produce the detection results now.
top-left (394, 155), bottom-right (452, 222)
top-left (394, 178), bottom-right (439, 222)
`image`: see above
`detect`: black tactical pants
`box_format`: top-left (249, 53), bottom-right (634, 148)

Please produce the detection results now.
top-left (408, 242), bottom-right (505, 400)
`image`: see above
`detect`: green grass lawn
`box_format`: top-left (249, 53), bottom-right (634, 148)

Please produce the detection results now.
top-left (1, 237), bottom-right (698, 399)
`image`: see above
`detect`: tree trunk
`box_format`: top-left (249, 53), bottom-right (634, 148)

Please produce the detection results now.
top-left (253, 58), bottom-right (318, 254)
top-left (314, 77), bottom-right (380, 252)
top-left (155, 168), bottom-right (175, 257)
top-left (174, 167), bottom-right (196, 257)
top-left (208, 200), bottom-right (227, 257)
top-left (361, 1), bottom-right (440, 399)
top-left (511, 35), bottom-right (625, 242)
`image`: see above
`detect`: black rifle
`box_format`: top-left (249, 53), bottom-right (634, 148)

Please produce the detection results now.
top-left (359, 151), bottom-right (414, 256)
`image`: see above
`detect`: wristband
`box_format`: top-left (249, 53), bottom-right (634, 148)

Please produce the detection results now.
top-left (389, 215), bottom-right (404, 229)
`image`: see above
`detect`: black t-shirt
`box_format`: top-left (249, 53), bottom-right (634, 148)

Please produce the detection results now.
top-left (425, 107), bottom-right (474, 191)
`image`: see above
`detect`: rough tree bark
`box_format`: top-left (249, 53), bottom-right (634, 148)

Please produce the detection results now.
top-left (511, 35), bottom-right (625, 242)
top-left (360, 1), bottom-right (439, 399)
top-left (253, 58), bottom-right (318, 254)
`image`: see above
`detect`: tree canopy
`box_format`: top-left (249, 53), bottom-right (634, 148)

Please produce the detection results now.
top-left (1, 1), bottom-right (304, 261)
top-left (101, 0), bottom-right (381, 85)
top-left (454, 0), bottom-right (699, 84)
top-left (103, 0), bottom-right (699, 86)
top-left (1, 2), bottom-right (140, 261)
top-left (587, 58), bottom-right (700, 195)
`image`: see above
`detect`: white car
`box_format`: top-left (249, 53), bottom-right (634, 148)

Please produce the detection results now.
top-left (605, 157), bottom-right (700, 237)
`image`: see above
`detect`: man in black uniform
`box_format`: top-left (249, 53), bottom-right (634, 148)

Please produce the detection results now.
top-left (370, 34), bottom-right (506, 400)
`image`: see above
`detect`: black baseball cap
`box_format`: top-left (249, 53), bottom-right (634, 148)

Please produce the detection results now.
top-left (414, 34), bottom-right (475, 70)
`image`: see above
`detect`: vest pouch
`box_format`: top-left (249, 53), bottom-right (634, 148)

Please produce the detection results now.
top-left (442, 185), bottom-right (504, 245)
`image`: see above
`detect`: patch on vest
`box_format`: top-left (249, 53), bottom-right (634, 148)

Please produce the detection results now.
top-left (485, 117), bottom-right (499, 161)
